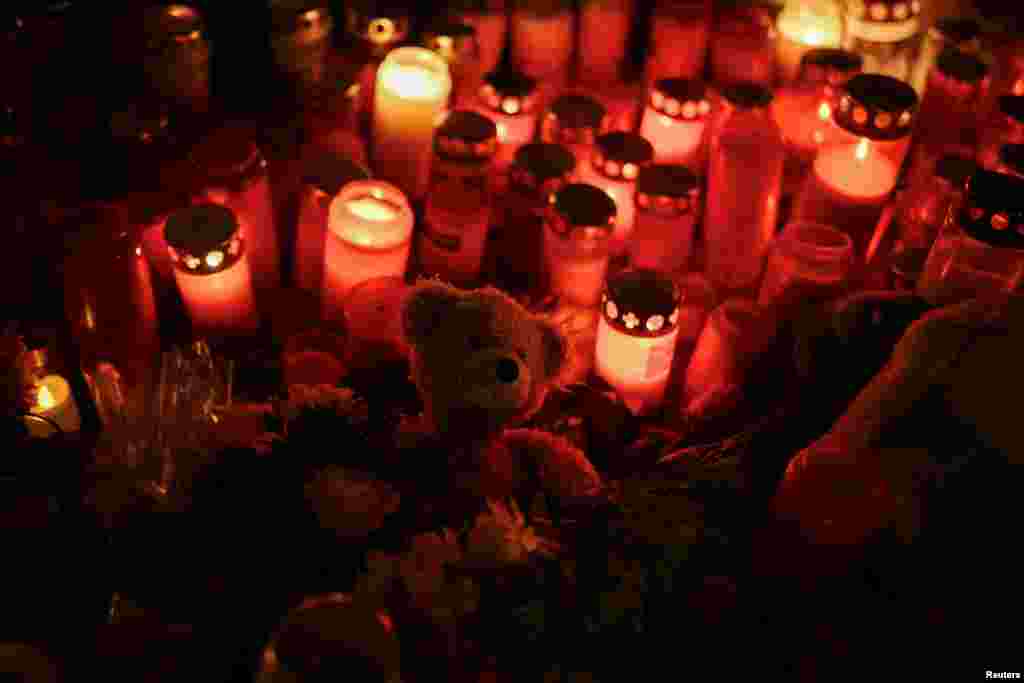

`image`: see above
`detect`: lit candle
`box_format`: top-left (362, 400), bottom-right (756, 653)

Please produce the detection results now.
top-left (510, 0), bottom-right (574, 94)
top-left (645, 0), bottom-right (711, 84)
top-left (638, 79), bottom-right (711, 168)
top-left (294, 153), bottom-right (370, 300)
top-left (165, 204), bottom-right (260, 336)
top-left (543, 183), bottom-right (617, 307)
top-left (758, 221), bottom-right (854, 308)
top-left (423, 20), bottom-right (482, 109)
top-left (29, 374), bottom-right (81, 435)
top-left (630, 164), bottom-right (702, 274)
top-left (373, 47), bottom-right (452, 199)
top-left (539, 94), bottom-right (608, 168)
top-left (775, 0), bottom-right (843, 84)
top-left (793, 74), bottom-right (917, 260)
top-left (577, 0), bottom-right (634, 84)
top-left (595, 268), bottom-right (682, 415)
top-left (418, 110), bottom-right (498, 287)
top-left (473, 69), bottom-right (539, 174)
top-left (322, 180), bottom-right (414, 322)
top-left (841, 0), bottom-right (923, 82)
top-left (576, 131), bottom-right (654, 253)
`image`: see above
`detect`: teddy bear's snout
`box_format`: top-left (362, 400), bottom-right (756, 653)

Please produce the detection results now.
top-left (495, 357), bottom-right (520, 384)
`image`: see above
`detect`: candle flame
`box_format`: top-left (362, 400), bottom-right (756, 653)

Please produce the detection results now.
top-left (37, 384), bottom-right (56, 410)
top-left (383, 64), bottom-right (444, 100)
top-left (348, 197), bottom-right (399, 222)
top-left (502, 98), bottom-right (521, 115)
top-left (205, 250), bottom-right (225, 269)
top-left (818, 102), bottom-right (831, 122)
top-left (1014, 79), bottom-right (1024, 97)
top-left (495, 121), bottom-right (508, 141)
top-left (855, 137), bottom-right (870, 161)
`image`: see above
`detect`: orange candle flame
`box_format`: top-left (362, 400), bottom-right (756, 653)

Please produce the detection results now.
top-left (855, 136), bottom-right (870, 161)
top-left (37, 384), bottom-right (56, 410)
top-left (818, 101), bottom-right (831, 122)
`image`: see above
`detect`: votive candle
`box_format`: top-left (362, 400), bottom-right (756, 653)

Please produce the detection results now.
top-left (576, 132), bottom-right (655, 252)
top-left (775, 0), bottom-right (843, 84)
top-left (543, 183), bottom-right (617, 307)
top-left (578, 0), bottom-right (634, 84)
top-left (646, 0), bottom-right (711, 84)
top-left (638, 79), bottom-right (711, 169)
top-left (630, 164), bottom-right (702, 274)
top-left (29, 374), bottom-right (81, 435)
top-left (474, 69), bottom-right (539, 174)
top-left (758, 221), bottom-right (854, 308)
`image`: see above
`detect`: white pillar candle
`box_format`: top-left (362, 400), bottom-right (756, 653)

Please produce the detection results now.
top-left (575, 132), bottom-right (654, 253)
top-left (543, 183), bottom-right (617, 307)
top-left (638, 79), bottom-right (711, 168)
top-left (775, 0), bottom-right (843, 84)
top-left (322, 180), bottom-right (414, 323)
top-left (595, 268), bottom-right (682, 416)
top-left (29, 374), bottom-right (81, 435)
top-left (373, 47), bottom-right (452, 199)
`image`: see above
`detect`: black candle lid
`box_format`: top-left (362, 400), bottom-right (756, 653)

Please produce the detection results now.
top-left (480, 69), bottom-right (538, 115)
top-left (720, 82), bottom-right (773, 110)
top-left (591, 132), bottom-right (654, 181)
top-left (345, 1), bottom-right (410, 53)
top-left (165, 204), bottom-right (244, 272)
top-left (269, 2), bottom-right (333, 35)
top-left (997, 95), bottom-right (1024, 126)
top-left (547, 183), bottom-right (616, 236)
top-left (649, 79), bottom-right (711, 120)
top-left (931, 16), bottom-right (982, 44)
top-left (434, 110), bottom-right (497, 161)
top-left (510, 143), bottom-right (575, 196)
top-left (601, 268), bottom-right (682, 336)
top-left (959, 170), bottom-right (1024, 248)
top-left (934, 154), bottom-right (978, 186)
top-left (935, 47), bottom-right (989, 84)
top-left (302, 152), bottom-right (371, 195)
top-left (423, 20), bottom-right (478, 63)
top-left (540, 94), bottom-right (608, 146)
top-left (835, 74), bottom-right (917, 140)
top-left (635, 164), bottom-right (700, 216)
top-left (798, 49), bottom-right (863, 87)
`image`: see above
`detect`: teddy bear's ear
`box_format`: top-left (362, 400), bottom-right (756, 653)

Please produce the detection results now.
top-left (401, 280), bottom-right (461, 347)
top-left (539, 320), bottom-right (569, 383)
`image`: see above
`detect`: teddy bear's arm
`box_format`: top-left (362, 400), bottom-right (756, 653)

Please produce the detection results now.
top-left (502, 428), bottom-right (605, 502)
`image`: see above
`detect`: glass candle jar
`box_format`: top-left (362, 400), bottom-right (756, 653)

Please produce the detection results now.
top-left (294, 153), bottom-right (371, 300)
top-left (841, 0), bottom-right (924, 82)
top-left (323, 179), bottom-right (414, 322)
top-left (577, 0), bottom-right (635, 84)
top-left (709, 3), bottom-right (777, 88)
top-left (539, 93), bottom-right (609, 168)
top-left (595, 268), bottom-right (682, 415)
top-left (164, 204), bottom-right (260, 336)
top-left (646, 0), bottom-right (712, 84)
top-left (703, 83), bottom-right (784, 294)
top-left (775, 0), bottom-right (843, 84)
top-left (757, 221), bottom-right (854, 308)
top-left (423, 20), bottom-right (482, 110)
top-left (510, 0), bottom-right (574, 95)
top-left (269, 2), bottom-right (334, 98)
top-left (772, 48), bottom-right (863, 196)
top-left (793, 74), bottom-right (919, 261)
top-left (418, 110), bottom-right (497, 287)
top-left (977, 96), bottom-right (1024, 171)
top-left (638, 79), bottom-right (712, 169)
top-left (909, 16), bottom-right (983, 96)
top-left (302, 57), bottom-right (367, 166)
top-left (255, 593), bottom-right (401, 683)
top-left (473, 69), bottom-right (539, 174)
top-left (889, 153), bottom-right (976, 256)
top-left (918, 169), bottom-right (1024, 305)
top-left (629, 164), bottom-right (701, 274)
top-left (485, 142), bottom-right (576, 298)
top-left (449, 0), bottom-right (507, 78)
top-left (141, 4), bottom-right (210, 114)
top-left (372, 47), bottom-right (453, 200)
top-left (189, 129), bottom-right (280, 307)
top-left (543, 183), bottom-right (617, 307)
top-left (576, 132), bottom-right (655, 252)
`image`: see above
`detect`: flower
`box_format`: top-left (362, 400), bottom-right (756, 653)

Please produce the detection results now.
top-left (464, 498), bottom-right (555, 567)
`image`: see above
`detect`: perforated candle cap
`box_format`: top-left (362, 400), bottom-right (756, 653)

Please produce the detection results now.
top-left (934, 154), bottom-right (977, 186)
top-left (591, 132), bottom-right (654, 181)
top-left (511, 143), bottom-right (576, 196)
top-left (650, 79), bottom-right (711, 120)
top-left (423, 20), bottom-right (478, 62)
top-left (798, 49), bottom-right (863, 87)
top-left (835, 74), bottom-right (918, 140)
top-left (165, 204), bottom-right (239, 253)
top-left (302, 152), bottom-right (371, 195)
top-left (636, 164), bottom-right (700, 215)
top-left (481, 69), bottom-right (538, 115)
top-left (935, 47), bottom-right (988, 84)
top-left (997, 95), bottom-right (1024, 125)
top-left (846, 0), bottom-right (922, 24)
top-left (601, 268), bottom-right (682, 336)
top-left (434, 109), bottom-right (498, 161)
top-left (541, 94), bottom-right (608, 146)
top-left (959, 169), bottom-right (1024, 248)
top-left (720, 82), bottom-right (773, 110)
top-left (549, 183), bottom-right (617, 235)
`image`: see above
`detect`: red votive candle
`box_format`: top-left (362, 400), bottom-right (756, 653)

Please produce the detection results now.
top-left (638, 79), bottom-right (711, 169)
top-left (473, 69), bottom-right (539, 175)
top-left (841, 0), bottom-right (923, 82)
top-left (510, 0), bottom-right (574, 96)
top-left (344, 2), bottom-right (412, 133)
top-left (629, 164), bottom-right (701, 274)
top-left (646, 0), bottom-right (711, 84)
top-left (774, 0), bottom-right (843, 85)
top-left (709, 3), bottom-right (777, 88)
top-left (423, 20), bottom-right (482, 110)
top-left (539, 93), bottom-right (608, 170)
top-left (576, 132), bottom-right (655, 253)
top-left (269, 2), bottom-right (334, 97)
top-left (450, 0), bottom-right (507, 78)
top-left (543, 183), bottom-right (617, 307)
top-left (577, 0), bottom-right (634, 85)
top-left (758, 221), bottom-right (854, 308)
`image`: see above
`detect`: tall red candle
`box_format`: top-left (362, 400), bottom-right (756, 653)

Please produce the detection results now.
top-left (645, 0), bottom-right (711, 84)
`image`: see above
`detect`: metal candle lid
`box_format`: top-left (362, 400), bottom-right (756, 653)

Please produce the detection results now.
top-left (720, 82), bottom-right (774, 110)
top-left (345, 1), bottom-right (410, 54)
top-left (649, 79), bottom-right (711, 120)
top-left (635, 164), bottom-right (701, 216)
top-left (480, 69), bottom-right (538, 116)
top-left (540, 94), bottom-right (608, 146)
top-left (591, 132), bottom-right (654, 181)
top-left (269, 2), bottom-right (333, 38)
top-left (798, 49), bottom-right (863, 88)
top-left (164, 204), bottom-right (245, 273)
top-left (547, 183), bottom-right (616, 237)
top-left (302, 152), bottom-right (371, 195)
top-left (997, 95), bottom-right (1024, 126)
top-left (958, 170), bottom-right (1024, 248)
top-left (510, 143), bottom-right (576, 197)
top-left (934, 47), bottom-right (989, 85)
top-left (143, 4), bottom-right (206, 48)
top-left (423, 20), bottom-right (478, 64)
top-left (601, 268), bottom-right (682, 337)
top-left (846, 0), bottom-right (922, 42)
top-left (434, 110), bottom-right (498, 162)
top-left (835, 74), bottom-right (918, 140)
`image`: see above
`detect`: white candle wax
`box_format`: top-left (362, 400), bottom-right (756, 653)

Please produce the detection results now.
top-left (639, 110), bottom-right (706, 167)
top-left (30, 374), bottom-right (81, 435)
top-left (322, 181), bottom-right (414, 322)
top-left (174, 254), bottom-right (260, 335)
top-left (373, 48), bottom-right (452, 199)
top-left (596, 319), bottom-right (679, 415)
top-left (775, 1), bottom-right (842, 83)
top-left (815, 139), bottom-right (899, 200)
